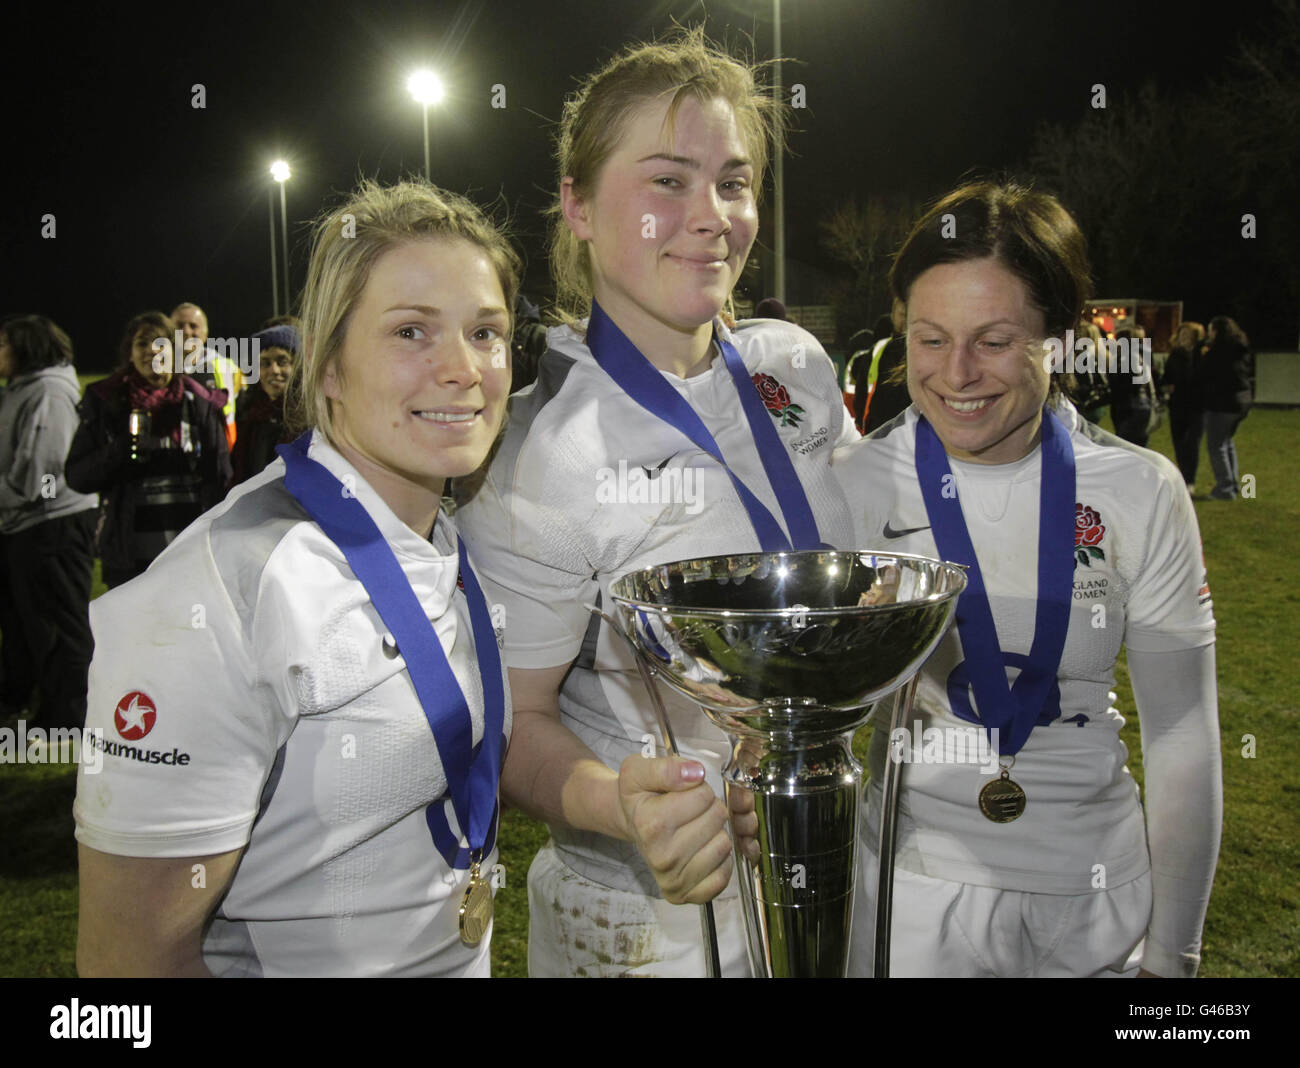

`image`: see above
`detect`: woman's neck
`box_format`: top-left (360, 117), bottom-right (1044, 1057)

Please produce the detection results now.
top-left (327, 433), bottom-right (443, 540)
top-left (593, 295), bottom-right (717, 379)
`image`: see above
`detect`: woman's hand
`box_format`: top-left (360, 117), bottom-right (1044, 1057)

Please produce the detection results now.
top-left (617, 754), bottom-right (734, 904)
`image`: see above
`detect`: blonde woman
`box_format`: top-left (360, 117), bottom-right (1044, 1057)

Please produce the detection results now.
top-left (75, 180), bottom-right (518, 977)
top-left (457, 29), bottom-right (856, 976)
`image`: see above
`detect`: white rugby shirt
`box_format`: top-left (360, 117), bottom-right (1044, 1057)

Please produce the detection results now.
top-left (75, 431), bottom-right (511, 977)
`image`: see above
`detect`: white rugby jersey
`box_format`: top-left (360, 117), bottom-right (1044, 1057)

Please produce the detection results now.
top-left (456, 318), bottom-right (857, 895)
top-left (831, 402), bottom-right (1216, 895)
top-left (74, 431), bottom-right (511, 977)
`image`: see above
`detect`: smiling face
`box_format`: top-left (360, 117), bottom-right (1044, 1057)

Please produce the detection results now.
top-left (905, 257), bottom-right (1052, 465)
top-left (258, 347), bottom-right (293, 401)
top-left (173, 306), bottom-right (207, 344)
top-left (323, 238), bottom-right (511, 526)
top-left (562, 94), bottom-right (757, 351)
top-left (130, 330), bottom-right (172, 387)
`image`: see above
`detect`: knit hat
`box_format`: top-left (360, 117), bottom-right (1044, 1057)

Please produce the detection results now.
top-left (253, 324), bottom-right (301, 357)
top-left (754, 297), bottom-right (787, 321)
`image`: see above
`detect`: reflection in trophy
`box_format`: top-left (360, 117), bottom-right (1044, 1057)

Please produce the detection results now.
top-left (610, 550), bottom-right (965, 977)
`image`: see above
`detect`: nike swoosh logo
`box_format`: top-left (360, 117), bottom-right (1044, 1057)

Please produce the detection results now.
top-left (641, 457), bottom-right (672, 480)
top-left (882, 521), bottom-right (930, 539)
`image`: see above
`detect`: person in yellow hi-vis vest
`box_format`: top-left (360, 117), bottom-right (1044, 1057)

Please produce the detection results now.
top-left (172, 302), bottom-right (244, 449)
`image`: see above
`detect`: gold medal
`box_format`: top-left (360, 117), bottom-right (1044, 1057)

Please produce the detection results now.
top-left (979, 768), bottom-right (1027, 823)
top-left (459, 861), bottom-right (494, 946)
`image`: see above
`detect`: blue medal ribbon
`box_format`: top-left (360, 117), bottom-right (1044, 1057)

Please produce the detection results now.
top-left (586, 301), bottom-right (822, 551)
top-left (914, 407), bottom-right (1075, 757)
top-left (278, 432), bottom-right (505, 869)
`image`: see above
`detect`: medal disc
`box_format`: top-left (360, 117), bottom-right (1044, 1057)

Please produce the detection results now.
top-left (459, 872), bottom-right (494, 946)
top-left (979, 775), bottom-right (1027, 823)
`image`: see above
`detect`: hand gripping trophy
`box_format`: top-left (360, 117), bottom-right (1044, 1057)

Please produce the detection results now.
top-left (606, 549), bottom-right (965, 978)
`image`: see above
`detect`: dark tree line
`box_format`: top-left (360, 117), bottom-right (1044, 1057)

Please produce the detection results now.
top-left (820, 1), bottom-right (1300, 350)
top-left (1027, 0), bottom-right (1300, 348)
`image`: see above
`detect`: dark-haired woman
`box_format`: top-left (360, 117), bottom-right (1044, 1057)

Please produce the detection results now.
top-left (65, 312), bottom-right (230, 588)
top-left (0, 316), bottom-right (99, 728)
top-left (1198, 316), bottom-right (1254, 501)
top-left (1162, 321), bottom-right (1206, 491)
top-left (834, 181), bottom-right (1221, 978)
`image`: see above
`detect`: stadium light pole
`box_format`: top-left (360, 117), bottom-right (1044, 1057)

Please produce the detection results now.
top-left (267, 183), bottom-right (280, 318)
top-left (407, 69), bottom-right (445, 180)
top-left (772, 0), bottom-right (785, 306)
top-left (271, 160), bottom-right (291, 314)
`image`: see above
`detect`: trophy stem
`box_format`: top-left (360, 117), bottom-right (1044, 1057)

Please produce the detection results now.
top-left (724, 729), bottom-right (861, 977)
top-left (873, 674), bottom-right (918, 978)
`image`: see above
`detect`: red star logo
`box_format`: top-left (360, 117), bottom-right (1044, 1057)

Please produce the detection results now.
top-left (114, 691), bottom-right (157, 740)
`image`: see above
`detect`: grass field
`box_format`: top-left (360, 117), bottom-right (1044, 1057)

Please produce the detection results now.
top-left (1, 404), bottom-right (1296, 977)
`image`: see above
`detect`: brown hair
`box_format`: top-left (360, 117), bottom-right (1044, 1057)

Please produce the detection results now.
top-left (0, 315), bottom-right (75, 374)
top-left (1174, 320), bottom-right (1205, 349)
top-left (885, 180), bottom-right (1093, 398)
top-left (290, 178), bottom-right (521, 440)
top-left (549, 25), bottom-right (785, 320)
top-left (117, 311), bottom-right (176, 369)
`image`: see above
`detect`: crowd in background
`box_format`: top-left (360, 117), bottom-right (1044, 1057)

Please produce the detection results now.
top-left (0, 303), bottom-right (301, 732)
top-left (0, 293), bottom-right (1258, 744)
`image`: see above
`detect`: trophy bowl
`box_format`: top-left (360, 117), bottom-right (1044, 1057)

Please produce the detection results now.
top-left (609, 550), bottom-right (966, 977)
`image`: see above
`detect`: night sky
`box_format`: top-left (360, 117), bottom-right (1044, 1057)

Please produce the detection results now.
top-left (3, 0), bottom-right (1282, 368)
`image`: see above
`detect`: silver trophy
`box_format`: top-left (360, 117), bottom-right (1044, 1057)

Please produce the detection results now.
top-left (608, 550), bottom-right (965, 978)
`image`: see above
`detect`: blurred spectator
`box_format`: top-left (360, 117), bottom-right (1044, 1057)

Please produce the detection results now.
top-left (842, 325), bottom-right (874, 423)
top-left (854, 313), bottom-right (909, 433)
top-left (231, 323), bottom-right (299, 485)
top-left (1108, 326), bottom-right (1154, 446)
top-left (65, 311), bottom-right (231, 588)
top-left (1199, 316), bottom-right (1254, 500)
top-left (754, 297), bottom-right (787, 321)
top-left (510, 293), bottom-right (548, 395)
top-left (0, 316), bottom-right (99, 728)
top-left (1163, 321), bottom-right (1206, 490)
top-left (1063, 320), bottom-right (1109, 426)
top-left (171, 301), bottom-right (244, 448)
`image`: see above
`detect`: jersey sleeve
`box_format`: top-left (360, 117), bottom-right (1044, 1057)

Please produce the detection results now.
top-left (1123, 457), bottom-right (1215, 652)
top-left (802, 328), bottom-right (859, 452)
top-left (1129, 644), bottom-right (1222, 977)
top-left (456, 462), bottom-right (599, 672)
top-left (830, 436), bottom-right (888, 546)
top-left (74, 533), bottom-right (292, 859)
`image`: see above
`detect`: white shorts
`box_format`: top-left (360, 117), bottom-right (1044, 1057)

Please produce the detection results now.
top-left (526, 840), bottom-right (752, 977)
top-left (848, 849), bottom-right (1152, 977)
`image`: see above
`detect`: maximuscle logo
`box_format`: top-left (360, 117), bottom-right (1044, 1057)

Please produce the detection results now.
top-left (114, 692), bottom-right (157, 740)
top-left (90, 691), bottom-right (192, 768)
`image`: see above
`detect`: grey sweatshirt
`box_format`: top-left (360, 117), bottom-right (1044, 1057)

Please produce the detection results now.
top-left (0, 364), bottom-right (98, 534)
